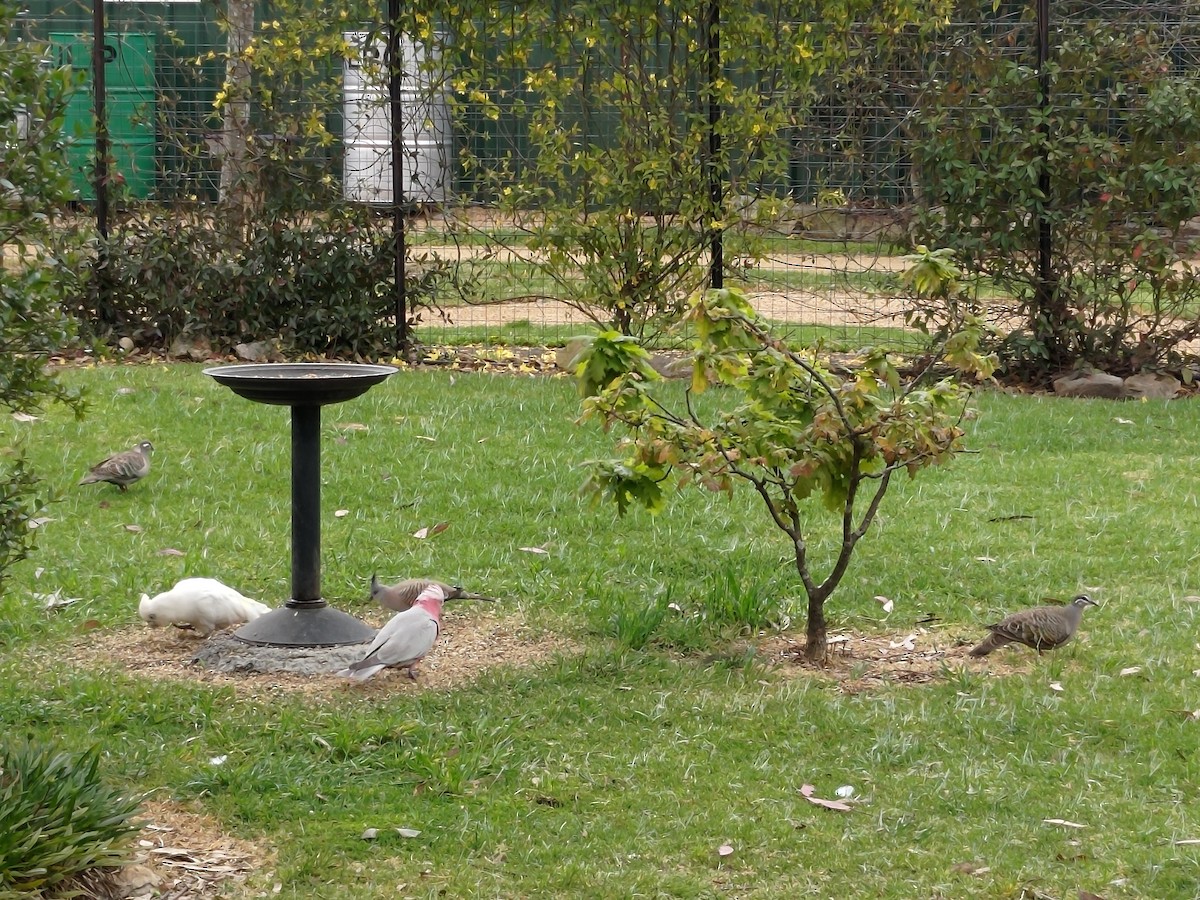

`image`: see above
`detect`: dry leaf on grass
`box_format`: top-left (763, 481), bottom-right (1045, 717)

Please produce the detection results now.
top-left (800, 783), bottom-right (852, 811)
top-left (413, 522), bottom-right (449, 539)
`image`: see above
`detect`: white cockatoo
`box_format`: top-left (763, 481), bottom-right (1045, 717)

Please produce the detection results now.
top-left (338, 584), bottom-right (446, 681)
top-left (138, 577), bottom-right (271, 636)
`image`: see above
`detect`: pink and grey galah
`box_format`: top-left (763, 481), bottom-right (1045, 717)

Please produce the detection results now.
top-left (337, 584), bottom-right (447, 682)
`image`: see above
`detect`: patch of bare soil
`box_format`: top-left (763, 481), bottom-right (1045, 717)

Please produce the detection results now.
top-left (752, 624), bottom-right (1032, 692)
top-left (112, 800), bottom-right (271, 900)
top-left (63, 606), bottom-right (578, 699)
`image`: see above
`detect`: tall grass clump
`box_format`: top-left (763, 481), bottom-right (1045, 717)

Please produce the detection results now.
top-left (0, 742), bottom-right (142, 900)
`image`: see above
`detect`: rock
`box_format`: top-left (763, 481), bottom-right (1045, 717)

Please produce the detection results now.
top-left (168, 335), bottom-right (212, 361)
top-left (1052, 371), bottom-right (1125, 398)
top-left (235, 341), bottom-right (273, 363)
top-left (648, 353), bottom-right (693, 379)
top-left (555, 338), bottom-right (588, 373)
top-left (1123, 372), bottom-right (1180, 399)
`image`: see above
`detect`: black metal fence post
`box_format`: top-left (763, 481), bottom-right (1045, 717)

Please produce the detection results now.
top-left (1035, 0), bottom-right (1054, 315)
top-left (91, 0), bottom-right (109, 240)
top-left (705, 0), bottom-right (723, 290)
top-left (387, 0), bottom-right (408, 354)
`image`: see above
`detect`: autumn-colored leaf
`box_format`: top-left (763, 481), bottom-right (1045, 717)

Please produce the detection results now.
top-left (800, 783), bottom-right (852, 811)
top-left (412, 522), bottom-right (449, 539)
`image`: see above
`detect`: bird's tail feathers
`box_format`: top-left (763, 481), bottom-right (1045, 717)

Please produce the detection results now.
top-left (337, 663), bottom-right (385, 682)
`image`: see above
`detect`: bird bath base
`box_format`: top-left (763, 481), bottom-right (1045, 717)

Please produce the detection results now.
top-left (204, 362), bottom-right (397, 648)
top-left (234, 605), bottom-right (373, 647)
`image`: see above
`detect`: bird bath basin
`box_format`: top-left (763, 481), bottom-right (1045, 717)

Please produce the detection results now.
top-left (204, 362), bottom-right (397, 647)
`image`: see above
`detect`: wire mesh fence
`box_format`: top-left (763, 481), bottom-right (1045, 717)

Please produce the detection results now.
top-left (12, 1), bottom-right (1200, 354)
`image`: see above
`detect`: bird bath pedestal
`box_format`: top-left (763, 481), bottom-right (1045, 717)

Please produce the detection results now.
top-left (204, 362), bottom-right (397, 647)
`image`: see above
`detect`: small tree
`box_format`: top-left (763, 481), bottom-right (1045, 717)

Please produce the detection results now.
top-left (574, 284), bottom-right (993, 661)
top-left (0, 3), bottom-right (86, 587)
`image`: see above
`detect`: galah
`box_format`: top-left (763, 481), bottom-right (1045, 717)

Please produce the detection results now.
top-left (79, 440), bottom-right (154, 492)
top-left (370, 573), bottom-right (497, 612)
top-left (338, 584), bottom-right (447, 681)
top-left (138, 577), bottom-right (271, 636)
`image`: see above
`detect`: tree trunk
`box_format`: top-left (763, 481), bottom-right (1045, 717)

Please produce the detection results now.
top-left (220, 0), bottom-right (254, 221)
top-left (804, 591), bottom-right (828, 663)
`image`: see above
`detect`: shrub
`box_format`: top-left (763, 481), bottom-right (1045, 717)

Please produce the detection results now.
top-left (0, 0), bottom-right (87, 591)
top-left (912, 20), bottom-right (1200, 381)
top-left (74, 207), bottom-right (451, 358)
top-left (0, 743), bottom-right (142, 900)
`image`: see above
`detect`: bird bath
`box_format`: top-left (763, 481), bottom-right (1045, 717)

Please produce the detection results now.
top-left (204, 362), bottom-right (397, 647)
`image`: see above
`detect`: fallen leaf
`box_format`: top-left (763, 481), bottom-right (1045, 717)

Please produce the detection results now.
top-left (157, 548), bottom-right (185, 557)
top-left (835, 785), bottom-right (855, 799)
top-left (116, 387), bottom-right (137, 395)
top-left (1078, 891), bottom-right (1106, 900)
top-left (396, 827), bottom-right (421, 838)
top-left (335, 423), bottom-right (369, 433)
top-left (80, 619), bottom-right (102, 630)
top-left (361, 827), bottom-right (379, 841)
top-left (123, 524), bottom-right (144, 533)
top-left (889, 634), bottom-right (917, 651)
top-left (950, 862), bottom-right (991, 876)
top-left (717, 843), bottom-right (734, 857)
top-left (412, 522), bottom-right (449, 539)
top-left (334, 509), bottom-right (350, 518)
top-left (874, 595), bottom-right (894, 613)
top-left (1119, 666), bottom-right (1142, 677)
top-left (1113, 417), bottom-right (1134, 425)
top-left (209, 755), bottom-right (228, 766)
top-left (27, 517), bottom-right (53, 529)
top-left (416, 435), bottom-right (436, 442)
top-left (518, 546), bottom-right (550, 555)
top-left (800, 783), bottom-right (853, 811)
top-left (1173, 838), bottom-right (1200, 845)
top-left (35, 590), bottom-right (80, 611)
top-left (975, 556), bottom-right (996, 563)
top-left (1043, 818), bottom-right (1087, 829)
top-left (11, 411), bottom-right (39, 422)
top-left (1049, 681), bottom-right (1064, 692)
top-left (1182, 596), bottom-right (1200, 603)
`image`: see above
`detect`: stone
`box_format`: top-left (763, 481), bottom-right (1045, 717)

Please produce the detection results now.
top-left (235, 341), bottom-right (273, 363)
top-left (555, 338), bottom-right (588, 373)
top-left (1052, 371), bottom-right (1125, 398)
top-left (1123, 372), bottom-right (1180, 400)
top-left (648, 353), bottom-right (693, 380)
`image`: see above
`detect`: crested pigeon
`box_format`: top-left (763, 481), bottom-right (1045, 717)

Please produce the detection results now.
top-left (370, 573), bottom-right (497, 612)
top-left (139, 577), bottom-right (271, 636)
top-left (79, 440), bottom-right (153, 491)
top-left (338, 584), bottom-right (446, 681)
top-left (968, 594), bottom-right (1098, 657)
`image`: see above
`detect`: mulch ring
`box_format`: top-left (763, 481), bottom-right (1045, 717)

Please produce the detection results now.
top-left (62, 605), bottom-right (581, 699)
top-left (753, 624), bottom-right (1033, 692)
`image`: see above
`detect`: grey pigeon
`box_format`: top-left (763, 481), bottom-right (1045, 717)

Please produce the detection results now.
top-left (78, 440), bottom-right (153, 491)
top-left (338, 584), bottom-right (446, 681)
top-left (370, 573), bottom-right (497, 612)
top-left (969, 594), bottom-right (1098, 657)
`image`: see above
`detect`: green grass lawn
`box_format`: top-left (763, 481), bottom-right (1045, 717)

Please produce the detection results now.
top-left (2, 364), bottom-right (1199, 898)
